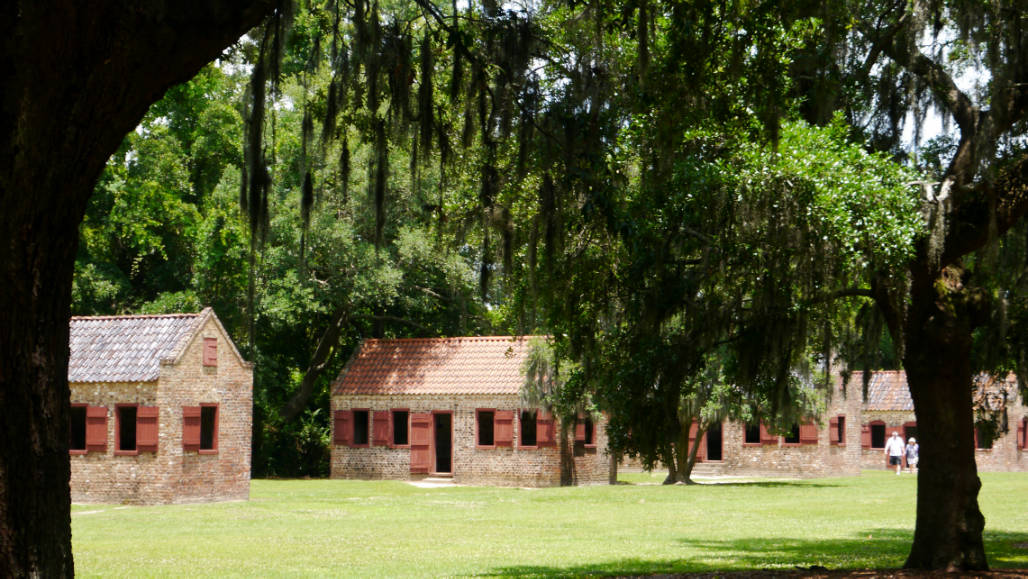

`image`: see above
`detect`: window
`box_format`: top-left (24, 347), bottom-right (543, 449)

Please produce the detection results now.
top-left (352, 410), bottom-right (370, 446)
top-left (69, 405), bottom-right (87, 452)
top-left (202, 337), bottom-right (217, 367)
top-left (903, 422), bottom-right (918, 445)
top-left (575, 415), bottom-right (595, 447)
top-left (200, 406), bottom-right (217, 451)
top-left (520, 410), bottom-right (537, 447)
top-left (870, 422), bottom-right (886, 449)
top-left (73, 405), bottom-right (108, 453)
top-left (744, 423), bottom-right (761, 444)
top-left (477, 410), bottom-right (495, 447)
top-left (116, 404), bottom-right (158, 454)
top-left (783, 424), bottom-right (800, 444)
top-left (183, 404), bottom-right (218, 453)
top-left (829, 415), bottom-right (845, 445)
top-left (392, 410), bottom-right (409, 446)
top-left (975, 426), bottom-right (993, 450)
top-left (117, 405), bottom-right (137, 452)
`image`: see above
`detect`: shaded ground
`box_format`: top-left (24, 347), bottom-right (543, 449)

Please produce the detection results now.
top-left (653, 570), bottom-right (1028, 578)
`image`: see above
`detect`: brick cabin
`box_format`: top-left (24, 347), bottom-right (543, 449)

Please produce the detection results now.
top-left (330, 336), bottom-right (611, 487)
top-left (679, 371), bottom-right (1027, 477)
top-left (856, 371), bottom-right (1028, 472)
top-left (68, 308), bottom-right (252, 504)
top-left (668, 373), bottom-right (865, 478)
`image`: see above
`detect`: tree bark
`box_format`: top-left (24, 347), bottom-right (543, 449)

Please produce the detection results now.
top-left (901, 262), bottom-right (988, 571)
top-left (0, 2), bottom-right (273, 575)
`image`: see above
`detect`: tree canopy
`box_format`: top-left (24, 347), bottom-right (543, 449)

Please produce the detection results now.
top-left (5, 0), bottom-right (1028, 574)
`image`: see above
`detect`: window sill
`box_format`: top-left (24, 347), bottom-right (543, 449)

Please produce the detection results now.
top-left (830, 443), bottom-right (846, 447)
top-left (476, 444), bottom-right (496, 450)
top-left (519, 445), bottom-right (539, 450)
top-left (391, 444), bottom-right (411, 449)
top-left (69, 449), bottom-right (87, 455)
top-left (198, 449), bottom-right (219, 455)
top-left (349, 444), bottom-right (370, 449)
top-left (742, 442), bottom-right (762, 447)
top-left (114, 450), bottom-right (139, 456)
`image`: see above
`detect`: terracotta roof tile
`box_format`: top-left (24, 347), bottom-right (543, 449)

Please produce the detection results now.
top-left (333, 336), bottom-right (536, 396)
top-left (68, 311), bottom-right (206, 383)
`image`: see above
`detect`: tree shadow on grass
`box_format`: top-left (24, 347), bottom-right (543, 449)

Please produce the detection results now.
top-left (484, 528), bottom-right (1028, 577)
top-left (621, 479), bottom-right (839, 489)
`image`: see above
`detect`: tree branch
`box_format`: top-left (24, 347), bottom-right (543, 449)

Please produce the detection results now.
top-left (280, 309), bottom-right (349, 422)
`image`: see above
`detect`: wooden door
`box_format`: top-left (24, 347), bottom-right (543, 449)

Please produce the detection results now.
top-left (410, 413), bottom-right (432, 474)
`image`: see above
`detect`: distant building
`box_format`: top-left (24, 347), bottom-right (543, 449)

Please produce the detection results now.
top-left (330, 336), bottom-right (611, 486)
top-left (676, 374), bottom-right (864, 479)
top-left (855, 371), bottom-right (1028, 472)
top-left (670, 371), bottom-right (1027, 478)
top-left (68, 308), bottom-right (252, 504)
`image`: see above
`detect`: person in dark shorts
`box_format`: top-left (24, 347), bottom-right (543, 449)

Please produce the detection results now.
top-left (884, 431), bottom-right (905, 475)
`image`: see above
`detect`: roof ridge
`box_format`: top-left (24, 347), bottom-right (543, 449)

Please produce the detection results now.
top-left (71, 312), bottom-right (202, 321)
top-left (364, 335), bottom-right (530, 343)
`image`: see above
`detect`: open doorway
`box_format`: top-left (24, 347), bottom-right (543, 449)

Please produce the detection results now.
top-left (706, 422), bottom-right (723, 461)
top-left (433, 413), bottom-right (452, 474)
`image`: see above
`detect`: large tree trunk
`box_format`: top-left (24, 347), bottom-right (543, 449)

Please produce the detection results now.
top-left (901, 263), bottom-right (988, 571)
top-left (0, 3), bottom-right (273, 575)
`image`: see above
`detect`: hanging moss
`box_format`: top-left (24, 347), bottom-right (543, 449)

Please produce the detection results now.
top-left (339, 135), bottom-right (350, 204)
top-left (418, 34), bottom-right (434, 158)
top-left (372, 119), bottom-right (388, 246)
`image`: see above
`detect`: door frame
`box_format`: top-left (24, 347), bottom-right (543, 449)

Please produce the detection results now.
top-left (431, 411), bottom-right (454, 475)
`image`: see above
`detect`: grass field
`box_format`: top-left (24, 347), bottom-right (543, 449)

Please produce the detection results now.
top-left (71, 471), bottom-right (1028, 577)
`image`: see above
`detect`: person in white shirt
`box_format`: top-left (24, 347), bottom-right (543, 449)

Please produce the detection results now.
top-left (884, 431), bottom-right (905, 475)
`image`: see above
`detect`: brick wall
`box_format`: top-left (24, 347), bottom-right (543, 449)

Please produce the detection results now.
top-left (708, 378), bottom-right (864, 478)
top-left (860, 403), bottom-right (1028, 472)
top-left (331, 394), bottom-right (610, 487)
top-left (70, 317), bottom-right (252, 504)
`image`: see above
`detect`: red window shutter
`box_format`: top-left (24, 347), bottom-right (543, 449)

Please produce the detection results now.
top-left (333, 410), bottom-right (352, 446)
top-left (182, 406), bottom-right (202, 450)
top-left (1018, 418), bottom-right (1026, 450)
top-left (861, 424), bottom-right (871, 449)
top-left (799, 422), bottom-right (818, 445)
top-left (85, 406), bottom-right (108, 452)
top-left (575, 419), bottom-right (586, 442)
top-left (136, 406), bottom-right (159, 452)
top-left (537, 411), bottom-right (555, 447)
top-left (495, 410), bottom-right (514, 446)
top-left (202, 337), bottom-right (218, 367)
top-left (759, 423), bottom-right (777, 445)
top-left (373, 410), bottom-right (390, 446)
top-left (829, 417), bottom-right (840, 444)
top-left (409, 413), bottom-right (433, 474)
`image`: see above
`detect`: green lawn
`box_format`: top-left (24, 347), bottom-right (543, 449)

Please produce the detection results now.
top-left (71, 471), bottom-right (1028, 577)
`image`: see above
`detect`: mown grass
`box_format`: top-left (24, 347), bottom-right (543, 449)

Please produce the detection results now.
top-left (71, 471), bottom-right (1028, 577)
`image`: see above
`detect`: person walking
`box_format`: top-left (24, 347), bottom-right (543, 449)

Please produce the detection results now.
top-left (905, 437), bottom-right (919, 474)
top-left (884, 431), bottom-right (905, 474)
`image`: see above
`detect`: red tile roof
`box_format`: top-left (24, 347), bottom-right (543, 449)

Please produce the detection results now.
top-left (332, 336), bottom-right (537, 396)
top-left (69, 309), bottom-right (210, 383)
